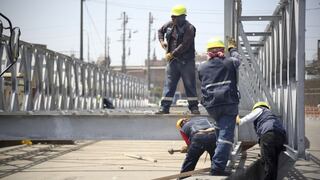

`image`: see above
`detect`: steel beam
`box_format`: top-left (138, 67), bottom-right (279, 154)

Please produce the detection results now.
top-left (0, 110), bottom-right (252, 140)
top-left (245, 32), bottom-right (272, 36)
top-left (240, 16), bottom-right (281, 21)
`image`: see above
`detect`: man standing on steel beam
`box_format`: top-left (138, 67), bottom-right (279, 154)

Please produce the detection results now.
top-left (156, 4), bottom-right (200, 115)
top-left (198, 37), bottom-right (241, 176)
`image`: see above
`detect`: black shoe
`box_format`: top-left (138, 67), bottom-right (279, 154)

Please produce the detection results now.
top-left (190, 109), bottom-right (200, 114)
top-left (211, 170), bottom-right (231, 176)
top-left (155, 109), bottom-right (169, 114)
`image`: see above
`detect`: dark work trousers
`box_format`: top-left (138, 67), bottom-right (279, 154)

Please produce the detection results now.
top-left (179, 132), bottom-right (216, 179)
top-left (260, 131), bottom-right (286, 180)
top-left (207, 104), bottom-right (238, 174)
top-left (160, 59), bottom-right (199, 111)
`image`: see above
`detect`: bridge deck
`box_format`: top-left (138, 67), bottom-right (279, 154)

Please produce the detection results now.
top-left (1, 138), bottom-right (320, 180)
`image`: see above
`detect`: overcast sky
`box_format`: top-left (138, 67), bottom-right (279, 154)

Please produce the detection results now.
top-left (1, 0), bottom-right (319, 66)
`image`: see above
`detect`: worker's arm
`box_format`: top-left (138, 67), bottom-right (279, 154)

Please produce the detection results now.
top-left (180, 130), bottom-right (190, 146)
top-left (171, 24), bottom-right (195, 57)
top-left (227, 37), bottom-right (241, 68)
top-left (239, 108), bottom-right (263, 125)
top-left (158, 22), bottom-right (170, 44)
top-left (229, 49), bottom-right (242, 68)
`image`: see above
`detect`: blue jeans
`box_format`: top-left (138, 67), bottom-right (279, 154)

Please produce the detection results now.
top-left (206, 104), bottom-right (238, 173)
top-left (160, 59), bottom-right (198, 111)
top-left (180, 132), bottom-right (216, 178)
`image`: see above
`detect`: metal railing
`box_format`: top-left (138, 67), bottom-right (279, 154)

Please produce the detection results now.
top-left (0, 37), bottom-right (149, 112)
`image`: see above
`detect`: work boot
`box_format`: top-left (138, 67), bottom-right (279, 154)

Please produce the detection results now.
top-left (155, 109), bottom-right (169, 114)
top-left (190, 109), bottom-right (200, 115)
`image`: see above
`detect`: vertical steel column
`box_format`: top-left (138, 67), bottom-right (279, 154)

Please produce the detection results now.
top-left (8, 45), bottom-right (19, 111)
top-left (0, 43), bottom-right (6, 111)
top-left (295, 0), bottom-right (305, 157)
top-left (21, 45), bottom-right (32, 111)
top-left (224, 0), bottom-right (234, 44)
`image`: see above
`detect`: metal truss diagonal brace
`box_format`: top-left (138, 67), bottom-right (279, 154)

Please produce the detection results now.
top-left (239, 22), bottom-right (277, 114)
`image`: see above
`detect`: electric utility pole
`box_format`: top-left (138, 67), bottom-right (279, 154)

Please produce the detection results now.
top-left (80, 0), bottom-right (84, 61)
top-left (147, 12), bottom-right (153, 90)
top-left (121, 12), bottom-right (128, 73)
top-left (104, 0), bottom-right (109, 68)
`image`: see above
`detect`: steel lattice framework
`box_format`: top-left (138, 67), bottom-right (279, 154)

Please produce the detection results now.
top-left (0, 37), bottom-right (149, 112)
top-left (225, 0), bottom-right (306, 158)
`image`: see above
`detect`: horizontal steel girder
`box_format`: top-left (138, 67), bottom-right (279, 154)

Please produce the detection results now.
top-left (0, 110), bottom-right (252, 140)
top-left (245, 32), bottom-right (272, 36)
top-left (240, 16), bottom-right (281, 21)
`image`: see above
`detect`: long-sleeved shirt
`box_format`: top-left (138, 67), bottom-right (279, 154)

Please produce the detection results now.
top-left (239, 108), bottom-right (263, 125)
top-left (158, 21), bottom-right (195, 60)
top-left (240, 107), bottom-right (286, 137)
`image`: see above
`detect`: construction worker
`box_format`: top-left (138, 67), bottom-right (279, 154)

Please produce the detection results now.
top-left (156, 4), bottom-right (199, 115)
top-left (176, 117), bottom-right (216, 179)
top-left (237, 102), bottom-right (287, 180)
top-left (197, 37), bottom-right (241, 176)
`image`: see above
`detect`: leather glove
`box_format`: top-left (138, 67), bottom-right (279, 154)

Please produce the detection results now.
top-left (165, 53), bottom-right (174, 61)
top-left (180, 145), bottom-right (188, 153)
top-left (227, 37), bottom-right (236, 51)
top-left (236, 115), bottom-right (241, 125)
top-left (160, 40), bottom-right (168, 50)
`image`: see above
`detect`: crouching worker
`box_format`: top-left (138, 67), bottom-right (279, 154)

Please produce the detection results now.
top-left (237, 102), bottom-right (287, 180)
top-left (176, 117), bottom-right (217, 179)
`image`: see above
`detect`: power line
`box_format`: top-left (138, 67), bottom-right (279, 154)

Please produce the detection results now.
top-left (88, 0), bottom-right (224, 14)
top-left (85, 3), bottom-right (104, 45)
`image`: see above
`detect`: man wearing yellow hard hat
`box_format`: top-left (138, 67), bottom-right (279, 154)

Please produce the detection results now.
top-left (176, 117), bottom-right (216, 178)
top-left (198, 37), bottom-right (241, 176)
top-left (156, 4), bottom-right (199, 115)
top-left (237, 102), bottom-right (287, 180)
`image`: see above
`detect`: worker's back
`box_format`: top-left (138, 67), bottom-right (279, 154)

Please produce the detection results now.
top-left (254, 107), bottom-right (286, 137)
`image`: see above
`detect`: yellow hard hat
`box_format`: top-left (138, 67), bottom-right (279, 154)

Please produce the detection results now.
top-left (206, 37), bottom-right (225, 50)
top-left (176, 118), bottom-right (187, 129)
top-left (171, 5), bottom-right (187, 16)
top-left (252, 101), bottom-right (271, 110)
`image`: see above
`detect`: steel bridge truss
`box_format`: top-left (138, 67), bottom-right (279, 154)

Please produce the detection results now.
top-left (226, 0), bottom-right (306, 158)
top-left (0, 37), bottom-right (149, 112)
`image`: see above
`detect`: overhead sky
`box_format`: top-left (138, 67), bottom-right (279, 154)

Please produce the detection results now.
top-left (1, 0), bottom-right (319, 66)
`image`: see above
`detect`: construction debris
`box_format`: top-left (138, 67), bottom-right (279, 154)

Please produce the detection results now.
top-left (124, 153), bottom-right (157, 163)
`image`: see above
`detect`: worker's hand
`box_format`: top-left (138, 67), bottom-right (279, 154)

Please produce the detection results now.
top-left (160, 41), bottom-right (168, 50)
top-left (165, 53), bottom-right (174, 62)
top-left (180, 145), bottom-right (188, 153)
top-left (227, 37), bottom-right (236, 51)
top-left (236, 115), bottom-right (241, 125)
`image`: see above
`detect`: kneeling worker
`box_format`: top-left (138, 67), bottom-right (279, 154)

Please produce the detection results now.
top-left (176, 117), bottom-right (217, 179)
top-left (237, 102), bottom-right (287, 180)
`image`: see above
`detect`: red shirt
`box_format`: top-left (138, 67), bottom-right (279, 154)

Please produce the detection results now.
top-left (180, 130), bottom-right (190, 145)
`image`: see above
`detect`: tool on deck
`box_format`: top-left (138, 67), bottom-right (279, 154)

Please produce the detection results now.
top-left (167, 148), bottom-right (181, 155)
top-left (124, 153), bottom-right (157, 163)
